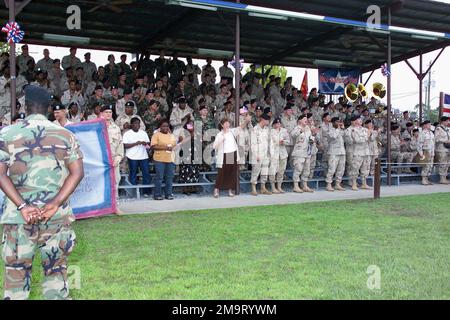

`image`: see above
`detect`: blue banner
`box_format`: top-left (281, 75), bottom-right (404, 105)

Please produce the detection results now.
top-left (318, 68), bottom-right (360, 94)
top-left (66, 119), bottom-right (116, 219)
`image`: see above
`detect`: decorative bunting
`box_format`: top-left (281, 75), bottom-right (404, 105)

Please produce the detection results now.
top-left (1, 21), bottom-right (25, 44)
top-left (381, 63), bottom-right (391, 77)
top-left (230, 55), bottom-right (244, 71)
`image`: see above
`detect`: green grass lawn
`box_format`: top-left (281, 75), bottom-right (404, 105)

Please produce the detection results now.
top-left (1, 193), bottom-right (450, 300)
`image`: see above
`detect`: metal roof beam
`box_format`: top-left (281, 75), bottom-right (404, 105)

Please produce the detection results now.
top-left (362, 40), bottom-right (450, 72)
top-left (263, 27), bottom-right (350, 64)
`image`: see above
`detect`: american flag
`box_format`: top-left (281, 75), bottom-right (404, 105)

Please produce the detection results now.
top-left (444, 94), bottom-right (450, 117)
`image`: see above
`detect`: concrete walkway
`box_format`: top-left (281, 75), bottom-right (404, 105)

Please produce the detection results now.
top-left (118, 184), bottom-right (450, 215)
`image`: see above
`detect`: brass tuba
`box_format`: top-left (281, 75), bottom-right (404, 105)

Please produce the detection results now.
top-left (344, 83), bottom-right (359, 103)
top-left (358, 83), bottom-right (368, 99)
top-left (372, 82), bottom-right (386, 99)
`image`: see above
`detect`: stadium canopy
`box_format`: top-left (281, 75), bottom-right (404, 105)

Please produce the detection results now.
top-left (1, 0), bottom-right (449, 73)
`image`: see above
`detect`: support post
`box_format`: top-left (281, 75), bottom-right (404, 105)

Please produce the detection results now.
top-left (234, 0), bottom-right (241, 195)
top-left (419, 53), bottom-right (423, 123)
top-left (9, 0), bottom-right (17, 118)
top-left (363, 70), bottom-right (375, 86)
top-left (386, 6), bottom-right (392, 186)
top-left (439, 92), bottom-right (444, 119)
top-left (374, 158), bottom-right (381, 199)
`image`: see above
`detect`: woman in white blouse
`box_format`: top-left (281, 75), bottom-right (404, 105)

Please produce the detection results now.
top-left (213, 115), bottom-right (251, 197)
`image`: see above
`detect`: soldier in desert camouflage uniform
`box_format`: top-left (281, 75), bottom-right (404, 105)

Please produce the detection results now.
top-left (0, 85), bottom-right (84, 300)
top-left (100, 104), bottom-right (124, 211)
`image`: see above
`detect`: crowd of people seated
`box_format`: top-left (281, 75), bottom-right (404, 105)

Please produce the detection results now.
top-left (0, 45), bottom-right (449, 201)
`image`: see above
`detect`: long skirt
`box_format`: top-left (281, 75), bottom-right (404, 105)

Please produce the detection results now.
top-left (215, 151), bottom-right (238, 190)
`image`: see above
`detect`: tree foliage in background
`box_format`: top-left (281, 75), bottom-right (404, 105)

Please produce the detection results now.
top-left (414, 104), bottom-right (439, 123)
top-left (245, 65), bottom-right (288, 87)
top-left (1, 42), bottom-right (9, 54)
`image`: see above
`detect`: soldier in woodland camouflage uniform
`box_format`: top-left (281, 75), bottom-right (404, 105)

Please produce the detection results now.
top-left (141, 99), bottom-right (164, 138)
top-left (0, 85), bottom-right (84, 300)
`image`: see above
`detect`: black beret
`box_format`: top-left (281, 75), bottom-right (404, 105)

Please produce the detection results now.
top-left (286, 94), bottom-right (294, 101)
top-left (365, 119), bottom-right (372, 125)
top-left (95, 85), bottom-right (103, 91)
top-left (199, 105), bottom-right (207, 111)
top-left (261, 114), bottom-right (271, 121)
top-left (298, 115), bottom-right (307, 121)
top-left (111, 85), bottom-right (119, 90)
top-left (198, 98), bottom-right (206, 105)
top-left (250, 98), bottom-right (257, 104)
top-left (243, 100), bottom-right (250, 106)
top-left (421, 120), bottom-right (431, 126)
top-left (24, 85), bottom-right (50, 108)
top-left (440, 116), bottom-right (449, 122)
top-left (331, 117), bottom-right (340, 123)
top-left (100, 104), bottom-right (114, 112)
top-left (307, 112), bottom-right (313, 119)
top-left (123, 88), bottom-right (132, 95)
top-left (12, 113), bottom-right (26, 121)
top-left (311, 97), bottom-right (319, 103)
top-left (145, 88), bottom-right (154, 94)
top-left (256, 105), bottom-right (264, 111)
top-left (322, 112), bottom-right (330, 119)
top-left (264, 107), bottom-right (272, 114)
top-left (69, 102), bottom-right (78, 108)
top-left (272, 118), bottom-right (281, 125)
top-left (52, 104), bottom-right (65, 111)
top-left (351, 115), bottom-right (360, 122)
top-left (125, 101), bottom-right (135, 108)
top-left (391, 124), bottom-right (400, 130)
top-left (406, 122), bottom-right (414, 127)
top-left (284, 105), bottom-right (292, 111)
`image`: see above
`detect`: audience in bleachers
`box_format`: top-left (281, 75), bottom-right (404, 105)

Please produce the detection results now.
top-left (0, 45), bottom-right (448, 200)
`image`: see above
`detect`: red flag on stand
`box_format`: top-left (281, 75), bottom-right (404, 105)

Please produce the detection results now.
top-left (301, 71), bottom-right (308, 100)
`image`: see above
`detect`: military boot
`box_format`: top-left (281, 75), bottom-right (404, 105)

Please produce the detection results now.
top-left (326, 183), bottom-right (334, 192)
top-left (334, 181), bottom-right (346, 191)
top-left (270, 182), bottom-right (280, 194)
top-left (302, 181), bottom-right (314, 193)
top-left (251, 183), bottom-right (258, 196)
top-left (361, 178), bottom-right (372, 190)
top-left (261, 182), bottom-right (272, 195)
top-left (351, 178), bottom-right (359, 191)
top-left (293, 182), bottom-right (303, 193)
top-left (439, 176), bottom-right (449, 185)
top-left (277, 182), bottom-right (285, 193)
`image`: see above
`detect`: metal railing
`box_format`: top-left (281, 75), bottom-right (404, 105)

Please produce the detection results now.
top-left (118, 159), bottom-right (448, 199)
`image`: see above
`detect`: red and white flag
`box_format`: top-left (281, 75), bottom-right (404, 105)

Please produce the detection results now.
top-left (443, 94), bottom-right (450, 117)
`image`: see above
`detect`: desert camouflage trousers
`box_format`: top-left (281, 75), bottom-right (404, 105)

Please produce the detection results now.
top-left (1, 223), bottom-right (76, 300)
top-left (326, 154), bottom-right (346, 184)
top-left (435, 151), bottom-right (449, 178)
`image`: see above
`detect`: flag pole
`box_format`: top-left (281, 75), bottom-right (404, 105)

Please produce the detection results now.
top-left (439, 92), bottom-right (444, 119)
top-left (9, 0), bottom-right (17, 118)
